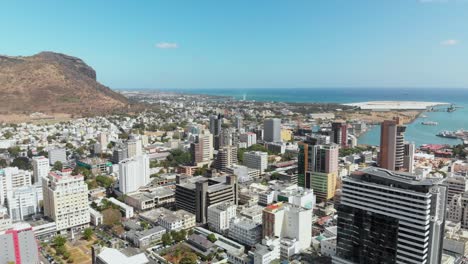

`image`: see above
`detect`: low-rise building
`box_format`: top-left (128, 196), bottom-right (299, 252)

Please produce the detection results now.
top-left (229, 217), bottom-right (262, 247)
top-left (125, 188), bottom-right (175, 211)
top-left (126, 226), bottom-right (166, 249)
top-left (207, 201), bottom-right (237, 234)
top-left (89, 207), bottom-right (103, 226)
top-left (239, 205), bottom-right (264, 224)
top-left (76, 157), bottom-right (112, 175)
top-left (108, 198), bottom-right (134, 218)
top-left (93, 246), bottom-right (149, 264)
top-left (139, 207), bottom-right (195, 231)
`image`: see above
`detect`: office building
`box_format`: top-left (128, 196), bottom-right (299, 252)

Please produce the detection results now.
top-left (262, 203), bottom-right (313, 251)
top-left (229, 217), bottom-right (262, 247)
top-left (139, 207), bottom-right (196, 231)
top-left (304, 172), bottom-right (336, 201)
top-left (175, 175), bottom-right (238, 223)
top-left (210, 114), bottom-right (223, 150)
top-left (32, 156), bottom-right (49, 184)
top-left (0, 223), bottom-right (40, 264)
top-left (445, 176), bottom-right (468, 204)
top-left (240, 132), bottom-right (257, 148)
top-left (207, 201), bottom-right (237, 234)
top-left (403, 142), bottom-right (415, 173)
top-left (97, 132), bottom-right (108, 152)
top-left (0, 167), bottom-right (32, 205)
top-left (334, 167), bottom-right (447, 264)
top-left (48, 148), bottom-right (67, 165)
top-left (331, 122), bottom-right (348, 147)
top-left (298, 141), bottom-right (339, 189)
top-left (7, 184), bottom-right (42, 221)
top-left (215, 146), bottom-right (238, 171)
top-left (243, 151), bottom-right (268, 174)
top-left (127, 138), bottom-right (143, 158)
top-left (264, 118), bottom-right (281, 143)
top-left (112, 147), bottom-right (128, 164)
top-left (42, 170), bottom-right (90, 231)
top-left (118, 155), bottom-right (150, 194)
top-left (379, 117), bottom-right (406, 171)
top-left (190, 130), bottom-right (213, 167)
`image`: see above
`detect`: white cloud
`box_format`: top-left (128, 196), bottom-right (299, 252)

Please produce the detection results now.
top-left (441, 39), bottom-right (459, 46)
top-left (155, 42), bottom-right (178, 49)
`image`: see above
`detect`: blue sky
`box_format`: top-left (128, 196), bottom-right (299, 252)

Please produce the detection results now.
top-left (1, 0), bottom-right (467, 89)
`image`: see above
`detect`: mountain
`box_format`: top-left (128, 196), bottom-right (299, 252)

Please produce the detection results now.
top-left (0, 51), bottom-right (128, 115)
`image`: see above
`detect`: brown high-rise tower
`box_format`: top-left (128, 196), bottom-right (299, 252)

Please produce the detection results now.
top-left (379, 117), bottom-right (406, 171)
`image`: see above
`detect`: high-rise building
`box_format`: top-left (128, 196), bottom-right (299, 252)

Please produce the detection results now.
top-left (239, 132), bottom-right (257, 148)
top-left (215, 146), bottom-right (238, 171)
top-left (0, 223), bottom-right (40, 264)
top-left (262, 202), bottom-right (312, 251)
top-left (190, 130), bottom-right (213, 167)
top-left (331, 122), bottom-right (348, 147)
top-left (32, 156), bottom-right (49, 184)
top-left (207, 201), bottom-right (237, 234)
top-left (264, 118), bottom-right (281, 143)
top-left (210, 114), bottom-right (223, 150)
top-left (379, 117), bottom-right (406, 171)
top-left (403, 142), bottom-right (415, 173)
top-left (445, 175), bottom-right (468, 204)
top-left (334, 167), bottom-right (447, 264)
top-left (112, 147), bottom-right (128, 164)
top-left (97, 132), bottom-right (108, 152)
top-left (7, 184), bottom-right (42, 221)
top-left (42, 170), bottom-right (90, 231)
top-left (48, 148), bottom-right (67, 165)
top-left (118, 155), bottom-right (150, 194)
top-left (305, 172), bottom-right (336, 201)
top-left (298, 141), bottom-right (339, 193)
top-left (126, 137), bottom-right (143, 158)
top-left (243, 151), bottom-right (268, 174)
top-left (0, 167), bottom-right (32, 205)
top-left (175, 175), bottom-right (238, 223)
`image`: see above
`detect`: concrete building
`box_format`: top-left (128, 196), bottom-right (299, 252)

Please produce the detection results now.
top-left (229, 217), bottom-right (262, 247)
top-left (89, 207), bottom-right (103, 226)
top-left (126, 226), bottom-right (166, 249)
top-left (175, 175), bottom-right (238, 223)
top-left (445, 175), bottom-right (468, 204)
top-left (32, 156), bottom-right (50, 184)
top-left (77, 157), bottom-right (112, 175)
top-left (331, 122), bottom-right (348, 147)
top-left (243, 151), bottom-right (268, 174)
top-left (250, 237), bottom-right (281, 264)
top-left (264, 118), bottom-right (281, 143)
top-left (190, 130), bottom-right (213, 167)
top-left (7, 184), bottom-right (42, 221)
top-left (48, 148), bottom-right (67, 165)
top-left (126, 137), bottom-right (143, 158)
top-left (215, 146), bottom-right (238, 171)
top-left (403, 142), bottom-right (415, 173)
top-left (93, 246), bottom-right (149, 264)
top-left (108, 198), bottom-right (134, 218)
top-left (0, 223), bottom-right (40, 264)
top-left (225, 164), bottom-right (260, 183)
top-left (262, 203), bottom-right (313, 251)
top-left (210, 114), bottom-right (223, 150)
top-left (118, 155), bottom-right (150, 194)
top-left (112, 148), bottom-right (128, 164)
top-left (304, 172), bottom-right (336, 201)
top-left (334, 167), bottom-right (447, 264)
top-left (42, 170), bottom-right (90, 231)
top-left (0, 212), bottom-right (12, 232)
top-left (207, 201), bottom-right (237, 234)
top-left (124, 188), bottom-right (175, 211)
top-left (379, 117), bottom-right (406, 171)
top-left (139, 207), bottom-right (195, 231)
top-left (240, 132), bottom-right (257, 148)
top-left (239, 205), bottom-right (264, 224)
top-left (0, 167), bottom-right (32, 205)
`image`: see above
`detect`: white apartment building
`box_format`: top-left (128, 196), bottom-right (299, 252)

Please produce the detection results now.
top-left (32, 156), bottom-right (50, 184)
top-left (229, 217), bottom-right (262, 247)
top-left (7, 184), bottom-right (43, 221)
top-left (250, 237), bottom-right (281, 264)
top-left (239, 132), bottom-right (257, 148)
top-left (48, 148), bottom-right (67, 165)
top-left (42, 171), bottom-right (90, 231)
top-left (118, 155), bottom-right (150, 194)
top-left (243, 151), bottom-right (268, 174)
top-left (207, 202), bottom-right (237, 234)
top-left (126, 138), bottom-right (143, 158)
top-left (108, 198), bottom-right (134, 218)
top-left (0, 167), bottom-right (32, 205)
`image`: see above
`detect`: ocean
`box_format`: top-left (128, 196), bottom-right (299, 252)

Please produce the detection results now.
top-left (154, 87), bottom-right (468, 147)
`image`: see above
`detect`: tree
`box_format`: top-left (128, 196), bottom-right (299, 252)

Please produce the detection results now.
top-left (96, 175), bottom-right (114, 188)
top-left (102, 208), bottom-right (121, 226)
top-left (3, 131), bottom-right (13, 139)
top-left (11, 157), bottom-right (31, 170)
top-left (65, 143), bottom-right (74, 149)
top-left (141, 221), bottom-right (150, 230)
top-left (53, 235), bottom-right (66, 248)
top-left (172, 230), bottom-right (187, 242)
top-left (83, 228), bottom-right (93, 241)
top-left (179, 252), bottom-right (198, 264)
top-left (7, 146), bottom-right (21, 157)
top-left (0, 159), bottom-right (7, 168)
top-left (161, 233), bottom-right (173, 246)
top-left (207, 233), bottom-right (217, 243)
top-left (52, 161), bottom-right (63, 171)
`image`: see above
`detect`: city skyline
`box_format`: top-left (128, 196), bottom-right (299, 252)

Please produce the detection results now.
top-left (1, 0), bottom-right (468, 89)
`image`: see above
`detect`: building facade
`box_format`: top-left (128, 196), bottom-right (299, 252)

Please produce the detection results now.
top-left (264, 118), bottom-right (281, 143)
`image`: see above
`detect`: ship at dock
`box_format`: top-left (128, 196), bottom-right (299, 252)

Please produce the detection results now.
top-left (421, 121), bottom-right (438, 126)
top-left (436, 130), bottom-right (468, 139)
